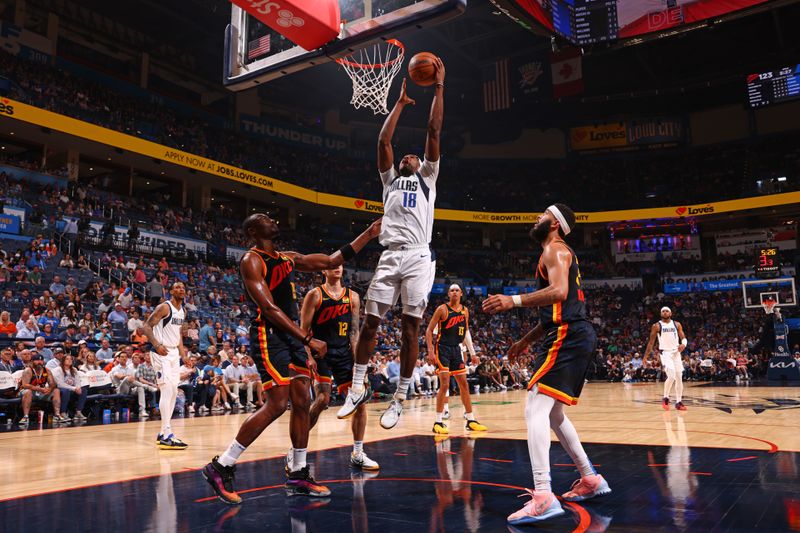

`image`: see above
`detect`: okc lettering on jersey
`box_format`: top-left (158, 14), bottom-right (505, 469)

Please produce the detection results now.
top-left (316, 303), bottom-right (350, 325)
top-left (269, 260), bottom-right (293, 290)
top-left (387, 178), bottom-right (419, 193)
top-left (444, 314), bottom-right (466, 330)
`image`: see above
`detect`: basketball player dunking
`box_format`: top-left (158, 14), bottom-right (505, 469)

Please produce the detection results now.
top-left (143, 281), bottom-right (188, 450)
top-left (202, 214), bottom-right (381, 505)
top-left (293, 264), bottom-right (380, 472)
top-left (483, 204), bottom-right (611, 526)
top-left (426, 284), bottom-right (487, 434)
top-left (337, 59), bottom-right (445, 430)
top-left (643, 306), bottom-right (688, 411)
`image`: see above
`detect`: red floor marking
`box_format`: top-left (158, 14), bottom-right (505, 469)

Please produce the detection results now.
top-left (690, 472), bottom-right (713, 476)
top-left (727, 456), bottom-right (758, 462)
top-left (194, 477), bottom-right (592, 533)
top-left (394, 453), bottom-right (408, 456)
top-left (648, 463), bottom-right (692, 467)
top-left (479, 457), bottom-right (513, 463)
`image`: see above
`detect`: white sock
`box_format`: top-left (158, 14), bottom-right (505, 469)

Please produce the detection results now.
top-left (351, 364), bottom-right (368, 393)
top-left (159, 383), bottom-right (176, 436)
top-left (436, 412), bottom-right (443, 423)
top-left (293, 448), bottom-right (307, 470)
top-left (218, 439), bottom-right (246, 467)
top-left (465, 412), bottom-right (475, 422)
top-left (526, 388), bottom-right (555, 492)
top-left (549, 402), bottom-right (595, 478)
top-left (394, 376), bottom-right (412, 401)
top-left (353, 441), bottom-right (363, 455)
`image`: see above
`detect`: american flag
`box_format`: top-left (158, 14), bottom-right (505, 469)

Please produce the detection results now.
top-left (247, 34), bottom-right (271, 61)
top-left (482, 59), bottom-right (511, 112)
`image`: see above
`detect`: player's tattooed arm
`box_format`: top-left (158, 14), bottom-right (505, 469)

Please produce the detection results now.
top-left (286, 218), bottom-right (382, 272)
top-left (142, 303), bottom-right (170, 356)
top-left (642, 323), bottom-right (660, 365)
top-left (482, 245), bottom-right (571, 314)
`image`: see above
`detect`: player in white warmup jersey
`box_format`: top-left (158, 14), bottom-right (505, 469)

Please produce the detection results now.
top-left (643, 306), bottom-right (688, 411)
top-left (338, 59), bottom-right (445, 429)
top-left (143, 281), bottom-right (189, 449)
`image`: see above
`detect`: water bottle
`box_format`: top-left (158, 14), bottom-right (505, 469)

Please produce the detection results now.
top-left (121, 408), bottom-right (130, 422)
top-left (102, 409), bottom-right (111, 424)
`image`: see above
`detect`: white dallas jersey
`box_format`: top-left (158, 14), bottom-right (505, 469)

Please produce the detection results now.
top-left (153, 300), bottom-right (185, 348)
top-left (657, 319), bottom-right (679, 352)
top-left (378, 158), bottom-right (439, 247)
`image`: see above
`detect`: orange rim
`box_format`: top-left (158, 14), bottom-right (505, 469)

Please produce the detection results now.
top-left (336, 39), bottom-right (404, 69)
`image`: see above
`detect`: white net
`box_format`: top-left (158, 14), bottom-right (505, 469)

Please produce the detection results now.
top-left (337, 40), bottom-right (404, 115)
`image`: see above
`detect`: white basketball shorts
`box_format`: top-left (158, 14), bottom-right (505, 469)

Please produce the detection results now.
top-left (366, 244), bottom-right (436, 317)
top-left (151, 348), bottom-right (181, 388)
top-left (659, 350), bottom-right (683, 374)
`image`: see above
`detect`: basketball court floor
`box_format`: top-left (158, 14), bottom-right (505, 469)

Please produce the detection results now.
top-left (2, 382), bottom-right (798, 532)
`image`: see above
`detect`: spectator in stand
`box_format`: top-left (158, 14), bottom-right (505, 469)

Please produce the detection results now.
top-left (52, 354), bottom-right (88, 422)
top-left (198, 317), bottom-right (215, 354)
top-left (179, 356), bottom-right (199, 414)
top-left (127, 309), bottom-right (144, 333)
top-left (147, 276), bottom-right (163, 307)
top-left (0, 346), bottom-right (23, 373)
top-left (49, 275), bottom-right (66, 295)
top-left (0, 311), bottom-right (17, 337)
top-left (45, 347), bottom-right (66, 370)
top-left (94, 326), bottom-right (112, 342)
top-left (79, 351), bottom-right (101, 372)
top-left (241, 355), bottom-right (263, 407)
top-left (31, 336), bottom-right (53, 361)
top-left (38, 309), bottom-right (59, 330)
top-left (27, 266), bottom-right (42, 285)
top-left (111, 351), bottom-right (149, 418)
top-left (108, 303), bottom-right (128, 325)
top-left (76, 255), bottom-right (90, 270)
top-left (19, 354), bottom-right (63, 425)
top-left (59, 255), bottom-right (75, 269)
top-left (136, 352), bottom-right (160, 412)
top-left (222, 355), bottom-right (246, 409)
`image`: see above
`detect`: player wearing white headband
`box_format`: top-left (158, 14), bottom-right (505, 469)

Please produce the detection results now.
top-left (643, 306), bottom-right (688, 411)
top-left (425, 283), bottom-right (487, 435)
top-left (483, 203), bottom-right (611, 526)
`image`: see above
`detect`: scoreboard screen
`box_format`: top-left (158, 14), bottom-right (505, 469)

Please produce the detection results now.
top-left (747, 65), bottom-right (800, 108)
top-left (754, 247), bottom-right (780, 278)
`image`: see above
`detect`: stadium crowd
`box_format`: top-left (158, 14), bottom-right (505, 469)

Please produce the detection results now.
top-left (2, 49), bottom-right (799, 212)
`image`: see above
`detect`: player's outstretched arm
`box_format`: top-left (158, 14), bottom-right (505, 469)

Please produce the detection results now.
top-left (378, 79), bottom-right (415, 173)
top-left (241, 252), bottom-right (326, 358)
top-left (642, 323), bottom-right (659, 365)
top-left (482, 245), bottom-right (571, 314)
top-left (509, 323), bottom-right (543, 361)
top-left (287, 218), bottom-right (381, 272)
top-left (425, 57), bottom-right (445, 163)
top-left (142, 303), bottom-right (170, 356)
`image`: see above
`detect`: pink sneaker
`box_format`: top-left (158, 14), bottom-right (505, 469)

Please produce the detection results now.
top-left (507, 489), bottom-right (565, 526)
top-left (561, 474), bottom-right (612, 502)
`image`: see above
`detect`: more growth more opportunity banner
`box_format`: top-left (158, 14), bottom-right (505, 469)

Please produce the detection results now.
top-left (1, 98), bottom-right (798, 224)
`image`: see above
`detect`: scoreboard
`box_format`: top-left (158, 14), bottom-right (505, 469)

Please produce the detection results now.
top-left (747, 65), bottom-right (800, 108)
top-left (754, 247), bottom-right (780, 278)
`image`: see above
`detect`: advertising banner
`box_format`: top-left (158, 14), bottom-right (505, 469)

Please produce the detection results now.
top-left (0, 213), bottom-right (20, 234)
top-left (62, 218), bottom-right (207, 254)
top-left (569, 123), bottom-right (627, 151)
top-left (239, 114), bottom-right (348, 153)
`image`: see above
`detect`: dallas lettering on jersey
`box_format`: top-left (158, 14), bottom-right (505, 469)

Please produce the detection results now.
top-left (169, 317), bottom-right (185, 326)
top-left (387, 178), bottom-right (419, 193)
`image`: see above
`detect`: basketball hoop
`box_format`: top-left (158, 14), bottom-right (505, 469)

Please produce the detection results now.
top-left (763, 299), bottom-right (777, 315)
top-left (336, 39), bottom-right (405, 115)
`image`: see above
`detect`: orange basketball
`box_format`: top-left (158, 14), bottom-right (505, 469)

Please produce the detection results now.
top-left (408, 52), bottom-right (438, 86)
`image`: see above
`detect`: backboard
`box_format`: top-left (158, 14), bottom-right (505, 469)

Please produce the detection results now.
top-left (224, 0), bottom-right (466, 91)
top-left (741, 277), bottom-right (797, 310)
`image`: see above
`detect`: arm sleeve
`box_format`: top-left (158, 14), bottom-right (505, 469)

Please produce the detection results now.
top-left (463, 330), bottom-right (476, 357)
top-left (379, 166), bottom-right (398, 187)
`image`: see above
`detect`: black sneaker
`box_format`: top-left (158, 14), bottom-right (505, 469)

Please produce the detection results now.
top-left (285, 465), bottom-right (331, 497)
top-left (157, 433), bottom-right (188, 450)
top-left (202, 456), bottom-right (242, 505)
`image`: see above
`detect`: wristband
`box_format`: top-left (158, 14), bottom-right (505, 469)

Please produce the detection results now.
top-left (435, 82), bottom-right (444, 88)
top-left (302, 332), bottom-right (313, 346)
top-left (339, 244), bottom-right (356, 261)
top-left (681, 338), bottom-right (688, 346)
top-left (512, 295), bottom-right (522, 307)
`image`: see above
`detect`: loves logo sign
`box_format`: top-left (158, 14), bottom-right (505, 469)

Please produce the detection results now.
top-left (0, 98), bottom-right (14, 116)
top-left (676, 205), bottom-right (715, 216)
top-left (354, 200), bottom-right (365, 209)
top-left (570, 123), bottom-right (627, 151)
top-left (675, 206), bottom-right (687, 216)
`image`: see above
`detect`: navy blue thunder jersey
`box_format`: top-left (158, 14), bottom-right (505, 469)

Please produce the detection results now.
top-left (438, 304), bottom-right (467, 347)
top-left (311, 286), bottom-right (352, 349)
top-left (536, 244), bottom-right (587, 329)
top-left (243, 248), bottom-right (298, 327)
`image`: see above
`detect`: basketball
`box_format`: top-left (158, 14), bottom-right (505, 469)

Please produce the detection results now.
top-left (408, 52), bottom-right (438, 86)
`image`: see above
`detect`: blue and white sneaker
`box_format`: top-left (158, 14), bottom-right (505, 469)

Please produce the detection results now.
top-left (157, 433), bottom-right (188, 450)
top-left (507, 490), bottom-right (565, 526)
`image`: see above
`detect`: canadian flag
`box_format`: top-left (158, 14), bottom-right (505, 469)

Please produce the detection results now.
top-left (550, 47), bottom-right (584, 98)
